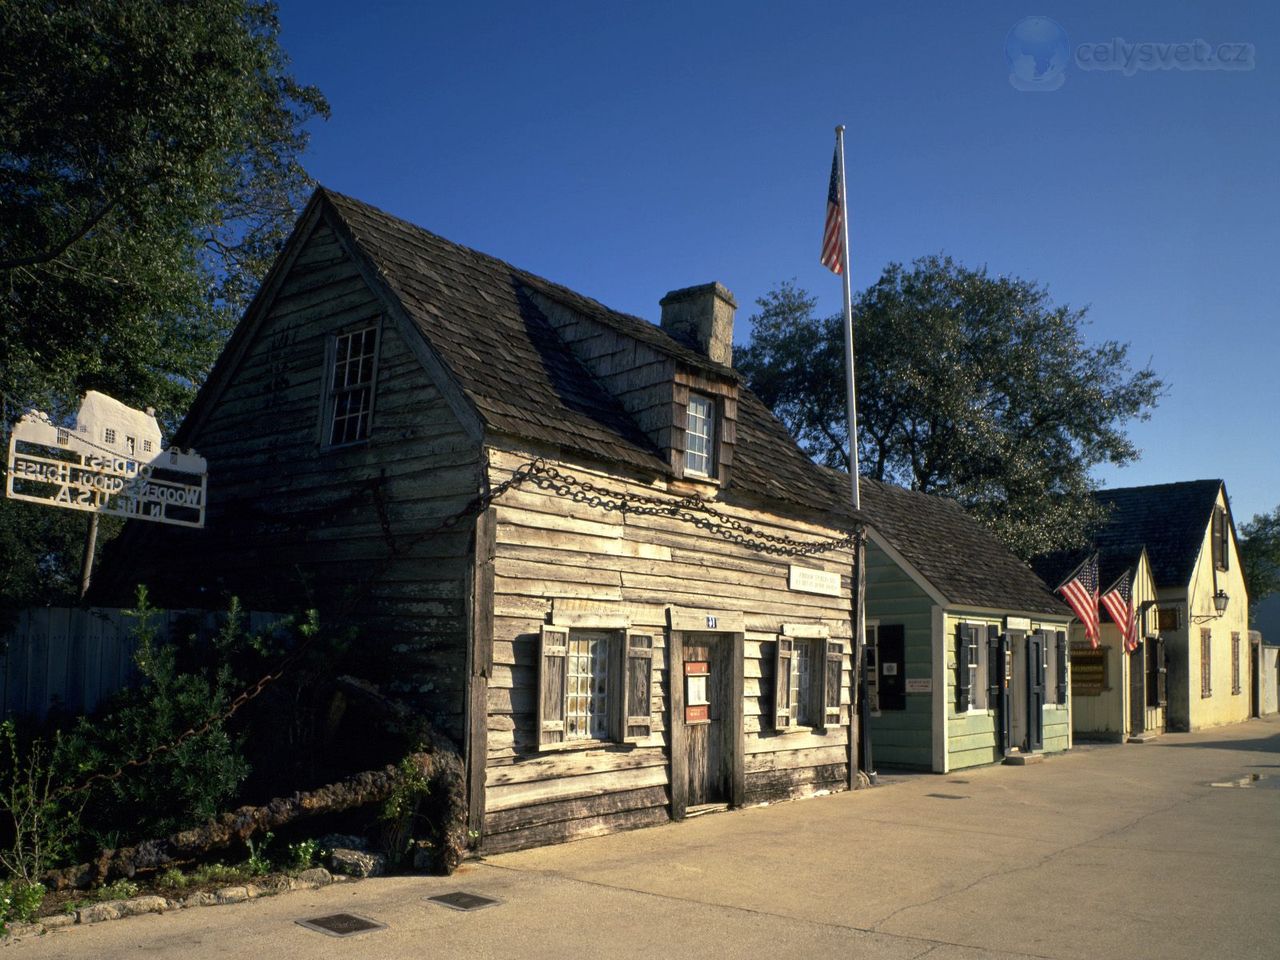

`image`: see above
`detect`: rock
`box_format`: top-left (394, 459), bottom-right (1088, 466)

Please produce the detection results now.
top-left (317, 833), bottom-right (366, 851)
top-left (41, 914), bottom-right (76, 929)
top-left (328, 848), bottom-right (386, 878)
top-left (296, 867), bottom-right (332, 886)
top-left (120, 896), bottom-right (169, 917)
top-left (3, 921), bottom-right (40, 938)
top-left (214, 886), bottom-right (249, 904)
top-left (182, 891), bottom-right (218, 907)
top-left (411, 841), bottom-right (436, 872)
top-left (78, 901), bottom-right (125, 924)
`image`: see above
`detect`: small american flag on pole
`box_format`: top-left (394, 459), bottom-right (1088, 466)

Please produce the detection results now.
top-left (1057, 553), bottom-right (1100, 649)
top-left (1100, 568), bottom-right (1139, 653)
top-left (820, 146), bottom-right (844, 274)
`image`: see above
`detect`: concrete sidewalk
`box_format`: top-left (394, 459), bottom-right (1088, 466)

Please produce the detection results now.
top-left (9, 717), bottom-right (1280, 959)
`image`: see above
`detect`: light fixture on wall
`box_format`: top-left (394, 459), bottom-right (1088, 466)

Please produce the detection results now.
top-left (1213, 589), bottom-right (1230, 615)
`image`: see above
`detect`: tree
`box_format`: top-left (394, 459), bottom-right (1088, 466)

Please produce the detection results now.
top-left (0, 0), bottom-right (327, 614)
top-left (1240, 506), bottom-right (1280, 608)
top-left (738, 257), bottom-right (1165, 558)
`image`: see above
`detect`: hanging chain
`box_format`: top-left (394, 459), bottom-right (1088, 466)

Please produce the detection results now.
top-left (53, 456), bottom-right (857, 797)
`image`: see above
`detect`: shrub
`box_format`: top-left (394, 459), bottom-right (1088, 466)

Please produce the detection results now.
top-left (0, 879), bottom-right (45, 933)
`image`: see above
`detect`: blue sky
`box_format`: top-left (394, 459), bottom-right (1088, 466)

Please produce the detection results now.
top-left (275, 0), bottom-right (1278, 522)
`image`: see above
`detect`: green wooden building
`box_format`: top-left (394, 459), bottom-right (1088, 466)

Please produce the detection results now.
top-left (857, 480), bottom-right (1074, 772)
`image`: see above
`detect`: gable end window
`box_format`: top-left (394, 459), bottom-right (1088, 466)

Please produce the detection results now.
top-left (684, 393), bottom-right (716, 477)
top-left (325, 324), bottom-right (379, 447)
top-left (1212, 506), bottom-right (1229, 571)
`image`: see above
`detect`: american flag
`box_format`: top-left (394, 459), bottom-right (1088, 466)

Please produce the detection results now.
top-left (1058, 553), bottom-right (1100, 648)
top-left (820, 145), bottom-right (844, 274)
top-left (1100, 568), bottom-right (1139, 653)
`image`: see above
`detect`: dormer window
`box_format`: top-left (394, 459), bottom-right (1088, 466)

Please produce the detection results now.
top-left (685, 393), bottom-right (715, 477)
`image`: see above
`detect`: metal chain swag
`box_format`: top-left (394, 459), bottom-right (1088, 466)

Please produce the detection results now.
top-left (56, 457), bottom-right (860, 798)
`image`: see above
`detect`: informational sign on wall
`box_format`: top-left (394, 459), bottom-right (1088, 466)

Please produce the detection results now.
top-left (905, 678), bottom-right (932, 694)
top-left (5, 392), bottom-right (207, 528)
top-left (788, 565), bottom-right (842, 597)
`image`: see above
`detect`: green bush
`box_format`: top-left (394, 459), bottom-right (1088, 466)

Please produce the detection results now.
top-left (0, 879), bottom-right (45, 933)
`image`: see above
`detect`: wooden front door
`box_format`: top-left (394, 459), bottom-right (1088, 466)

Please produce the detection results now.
top-left (683, 634), bottom-right (728, 807)
top-left (1129, 643), bottom-right (1145, 735)
top-left (1025, 633), bottom-right (1045, 751)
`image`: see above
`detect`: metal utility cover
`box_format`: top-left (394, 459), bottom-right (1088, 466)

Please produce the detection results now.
top-left (296, 913), bottom-right (387, 937)
top-left (926, 793), bottom-right (968, 800)
top-left (427, 891), bottom-right (503, 912)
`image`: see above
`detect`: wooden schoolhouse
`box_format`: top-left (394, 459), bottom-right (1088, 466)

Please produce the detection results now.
top-left (108, 188), bottom-right (876, 853)
top-left (859, 478), bottom-right (1075, 772)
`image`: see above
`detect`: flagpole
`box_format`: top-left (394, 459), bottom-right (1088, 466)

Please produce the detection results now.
top-left (835, 125), bottom-right (860, 511)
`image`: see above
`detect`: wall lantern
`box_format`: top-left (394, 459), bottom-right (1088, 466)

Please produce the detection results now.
top-left (1213, 589), bottom-right (1230, 615)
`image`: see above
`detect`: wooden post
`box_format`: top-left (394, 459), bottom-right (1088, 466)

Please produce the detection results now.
top-left (464, 507), bottom-right (495, 843)
top-left (78, 512), bottom-right (99, 601)
top-left (668, 628), bottom-right (688, 821)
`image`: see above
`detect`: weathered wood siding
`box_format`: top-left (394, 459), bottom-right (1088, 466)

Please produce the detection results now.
top-left (115, 219), bottom-right (482, 742)
top-left (864, 540), bottom-right (934, 769)
top-left (480, 442), bottom-right (853, 853)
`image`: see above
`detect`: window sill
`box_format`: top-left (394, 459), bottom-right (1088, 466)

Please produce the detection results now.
top-left (537, 738), bottom-right (634, 754)
top-left (321, 437), bottom-right (373, 453)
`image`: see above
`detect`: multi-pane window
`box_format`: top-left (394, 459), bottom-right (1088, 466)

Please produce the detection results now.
top-left (328, 326), bottom-right (378, 446)
top-left (537, 626), bottom-right (654, 749)
top-left (792, 639), bottom-right (815, 726)
top-left (1200, 629), bottom-right (1213, 698)
top-left (566, 632), bottom-right (611, 740)
top-left (774, 635), bottom-right (843, 730)
top-left (685, 393), bottom-right (715, 476)
top-left (104, 428), bottom-right (116, 445)
top-left (1231, 632), bottom-right (1241, 695)
top-left (956, 624), bottom-right (988, 711)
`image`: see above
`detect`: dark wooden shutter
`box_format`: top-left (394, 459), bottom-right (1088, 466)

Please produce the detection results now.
top-left (621, 631), bottom-right (654, 742)
top-left (1055, 631), bottom-right (1068, 704)
top-left (955, 624), bottom-right (972, 713)
top-left (774, 637), bottom-right (795, 730)
top-left (877, 624), bottom-right (906, 711)
top-left (819, 639), bottom-right (843, 730)
top-left (537, 625), bottom-right (569, 749)
top-left (987, 625), bottom-right (1001, 706)
top-left (1213, 507), bottom-right (1225, 569)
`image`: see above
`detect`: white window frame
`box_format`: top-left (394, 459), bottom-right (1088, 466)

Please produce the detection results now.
top-left (323, 322), bottom-right (381, 448)
top-left (684, 392), bottom-right (716, 477)
top-left (964, 622), bottom-right (990, 713)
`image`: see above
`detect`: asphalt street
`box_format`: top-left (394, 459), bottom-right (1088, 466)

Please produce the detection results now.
top-left (7, 716), bottom-right (1279, 960)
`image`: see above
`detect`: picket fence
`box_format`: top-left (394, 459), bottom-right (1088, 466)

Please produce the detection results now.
top-left (0, 606), bottom-right (283, 723)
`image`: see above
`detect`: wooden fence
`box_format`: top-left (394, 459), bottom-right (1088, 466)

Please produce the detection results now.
top-left (1, 607), bottom-right (284, 723)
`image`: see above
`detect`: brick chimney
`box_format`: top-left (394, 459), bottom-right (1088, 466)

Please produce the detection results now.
top-left (659, 282), bottom-right (736, 367)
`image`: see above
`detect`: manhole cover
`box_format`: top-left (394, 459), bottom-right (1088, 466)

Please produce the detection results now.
top-left (296, 913), bottom-right (386, 937)
top-left (926, 793), bottom-right (968, 800)
top-left (427, 891), bottom-right (503, 912)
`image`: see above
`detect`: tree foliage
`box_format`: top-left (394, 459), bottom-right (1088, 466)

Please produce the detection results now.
top-left (0, 0), bottom-right (327, 613)
top-left (1239, 506), bottom-right (1280, 608)
top-left (738, 257), bottom-right (1165, 558)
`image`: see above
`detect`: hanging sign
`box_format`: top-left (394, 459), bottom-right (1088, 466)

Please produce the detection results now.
top-left (5, 392), bottom-right (207, 528)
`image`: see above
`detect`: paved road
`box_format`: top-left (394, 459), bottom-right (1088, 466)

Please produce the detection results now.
top-left (9, 717), bottom-right (1279, 959)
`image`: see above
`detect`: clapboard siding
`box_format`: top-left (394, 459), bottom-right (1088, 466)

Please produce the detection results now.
top-left (114, 221), bottom-right (481, 742)
top-left (864, 540), bottom-right (935, 769)
top-left (481, 442), bottom-right (853, 852)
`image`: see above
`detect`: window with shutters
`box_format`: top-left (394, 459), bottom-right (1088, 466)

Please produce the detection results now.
top-left (1212, 506), bottom-right (1229, 571)
top-left (323, 324), bottom-right (379, 447)
top-left (1200, 629), bottom-right (1212, 698)
top-left (537, 626), bottom-right (654, 749)
top-left (1231, 633), bottom-right (1241, 695)
top-left (774, 636), bottom-right (843, 731)
top-left (684, 393), bottom-right (716, 477)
